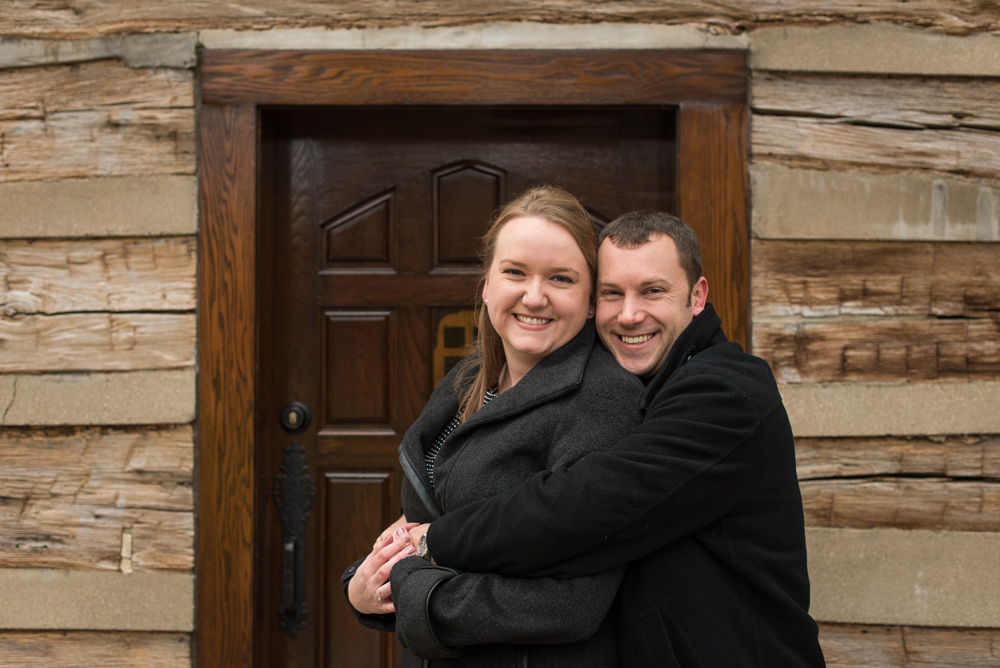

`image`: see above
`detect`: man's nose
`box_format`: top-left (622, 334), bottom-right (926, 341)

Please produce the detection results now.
top-left (522, 279), bottom-right (548, 309)
top-left (618, 295), bottom-right (644, 326)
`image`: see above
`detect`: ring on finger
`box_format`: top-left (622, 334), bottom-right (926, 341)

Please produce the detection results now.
top-left (377, 595), bottom-right (382, 603)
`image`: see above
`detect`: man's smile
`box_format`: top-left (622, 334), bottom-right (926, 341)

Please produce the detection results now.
top-left (618, 333), bottom-right (656, 345)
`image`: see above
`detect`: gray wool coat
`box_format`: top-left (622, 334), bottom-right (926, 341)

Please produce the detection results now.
top-left (344, 322), bottom-right (644, 667)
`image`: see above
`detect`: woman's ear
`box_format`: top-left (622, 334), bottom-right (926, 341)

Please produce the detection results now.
top-left (587, 301), bottom-right (595, 320)
top-left (482, 278), bottom-right (489, 305)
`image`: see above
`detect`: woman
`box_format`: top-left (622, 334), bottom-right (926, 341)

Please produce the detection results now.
top-left (343, 186), bottom-right (643, 666)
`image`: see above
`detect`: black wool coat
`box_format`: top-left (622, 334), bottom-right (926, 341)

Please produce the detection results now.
top-left (343, 322), bottom-right (645, 667)
top-left (427, 305), bottom-right (827, 668)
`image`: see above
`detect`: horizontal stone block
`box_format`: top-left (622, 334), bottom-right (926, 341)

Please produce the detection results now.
top-left (0, 34), bottom-right (196, 69)
top-left (0, 370), bottom-right (195, 426)
top-left (808, 527), bottom-right (1000, 627)
top-left (0, 176), bottom-right (197, 238)
top-left (0, 569), bottom-right (192, 631)
top-left (751, 25), bottom-right (1000, 76)
top-left (199, 22), bottom-right (749, 50)
top-left (0, 426), bottom-right (194, 572)
top-left (750, 163), bottom-right (1000, 241)
top-left (780, 381), bottom-right (1000, 437)
top-left (0, 236), bottom-right (197, 314)
top-left (0, 631), bottom-right (191, 666)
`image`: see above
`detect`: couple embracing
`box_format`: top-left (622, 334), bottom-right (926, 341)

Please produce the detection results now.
top-left (343, 186), bottom-right (826, 668)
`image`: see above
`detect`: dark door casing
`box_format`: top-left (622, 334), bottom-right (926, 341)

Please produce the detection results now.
top-left (198, 49), bottom-right (748, 668)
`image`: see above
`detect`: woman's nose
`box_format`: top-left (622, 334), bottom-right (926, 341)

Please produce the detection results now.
top-left (522, 280), bottom-right (547, 308)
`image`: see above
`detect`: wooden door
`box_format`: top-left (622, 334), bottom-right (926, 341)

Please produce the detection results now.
top-left (197, 49), bottom-right (747, 668)
top-left (254, 105), bottom-right (677, 667)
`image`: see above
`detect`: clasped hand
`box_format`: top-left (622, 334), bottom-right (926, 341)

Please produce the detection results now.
top-left (347, 521), bottom-right (420, 614)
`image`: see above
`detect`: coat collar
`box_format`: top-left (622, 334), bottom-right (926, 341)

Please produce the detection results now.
top-left (640, 303), bottom-right (728, 410)
top-left (398, 320), bottom-right (596, 491)
top-left (455, 320), bottom-right (595, 435)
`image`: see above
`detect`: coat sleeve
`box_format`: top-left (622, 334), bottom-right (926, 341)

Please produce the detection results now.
top-left (390, 557), bottom-right (623, 658)
top-left (428, 365), bottom-right (771, 578)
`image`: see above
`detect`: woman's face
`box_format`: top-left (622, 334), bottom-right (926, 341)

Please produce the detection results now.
top-left (483, 215), bottom-right (593, 373)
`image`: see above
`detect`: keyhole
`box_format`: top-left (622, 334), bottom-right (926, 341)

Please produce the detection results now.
top-left (279, 402), bottom-right (311, 434)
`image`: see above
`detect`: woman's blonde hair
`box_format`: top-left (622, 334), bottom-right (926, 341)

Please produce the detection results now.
top-left (455, 185), bottom-right (598, 423)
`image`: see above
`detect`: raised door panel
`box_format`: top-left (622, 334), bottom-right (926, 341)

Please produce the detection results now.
top-left (434, 162), bottom-right (507, 266)
top-left (322, 311), bottom-right (395, 432)
top-left (321, 472), bottom-right (399, 668)
top-left (323, 190), bottom-right (395, 268)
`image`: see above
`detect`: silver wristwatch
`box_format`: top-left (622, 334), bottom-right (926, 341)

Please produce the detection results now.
top-left (416, 532), bottom-right (431, 561)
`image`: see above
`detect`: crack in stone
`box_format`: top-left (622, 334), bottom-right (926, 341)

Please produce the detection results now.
top-left (2, 375), bottom-right (17, 424)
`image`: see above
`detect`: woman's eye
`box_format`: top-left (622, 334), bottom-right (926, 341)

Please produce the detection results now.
top-left (552, 275), bottom-right (573, 284)
top-left (503, 268), bottom-right (524, 276)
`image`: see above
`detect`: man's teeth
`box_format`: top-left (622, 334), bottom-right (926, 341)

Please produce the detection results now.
top-left (621, 334), bottom-right (654, 344)
top-left (515, 315), bottom-right (551, 325)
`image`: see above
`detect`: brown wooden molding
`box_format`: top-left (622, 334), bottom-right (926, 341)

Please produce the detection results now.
top-left (678, 103), bottom-right (750, 349)
top-left (201, 49), bottom-right (747, 106)
top-left (197, 102), bottom-right (258, 668)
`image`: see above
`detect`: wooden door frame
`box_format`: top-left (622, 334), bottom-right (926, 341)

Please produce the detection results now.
top-left (197, 49), bottom-right (748, 668)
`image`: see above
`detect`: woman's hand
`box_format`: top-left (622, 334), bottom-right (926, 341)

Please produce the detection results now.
top-left (348, 525), bottom-right (419, 614)
top-left (374, 514), bottom-right (411, 549)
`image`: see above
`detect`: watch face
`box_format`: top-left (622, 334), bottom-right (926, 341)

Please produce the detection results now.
top-left (417, 534), bottom-right (429, 558)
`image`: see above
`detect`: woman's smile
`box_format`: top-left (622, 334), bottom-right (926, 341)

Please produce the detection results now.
top-left (514, 314), bottom-right (554, 327)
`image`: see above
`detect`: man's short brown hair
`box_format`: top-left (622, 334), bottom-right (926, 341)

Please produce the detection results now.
top-left (599, 210), bottom-right (703, 291)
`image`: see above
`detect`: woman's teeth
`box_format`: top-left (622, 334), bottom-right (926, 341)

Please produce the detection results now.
top-left (515, 315), bottom-right (551, 325)
top-left (621, 333), bottom-right (654, 344)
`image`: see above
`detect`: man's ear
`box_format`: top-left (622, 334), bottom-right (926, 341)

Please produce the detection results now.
top-left (690, 277), bottom-right (708, 316)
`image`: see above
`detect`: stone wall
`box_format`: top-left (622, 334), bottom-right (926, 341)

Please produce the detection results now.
top-left (1, 11), bottom-right (998, 666)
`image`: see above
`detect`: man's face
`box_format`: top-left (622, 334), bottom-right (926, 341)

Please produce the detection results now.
top-left (596, 234), bottom-right (708, 379)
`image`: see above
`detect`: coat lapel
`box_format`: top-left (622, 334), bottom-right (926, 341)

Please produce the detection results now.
top-left (451, 322), bottom-right (594, 438)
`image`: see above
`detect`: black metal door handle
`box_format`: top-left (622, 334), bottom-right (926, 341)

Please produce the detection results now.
top-left (273, 441), bottom-right (316, 639)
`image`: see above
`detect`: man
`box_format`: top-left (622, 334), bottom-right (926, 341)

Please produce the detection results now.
top-left (408, 211), bottom-right (826, 666)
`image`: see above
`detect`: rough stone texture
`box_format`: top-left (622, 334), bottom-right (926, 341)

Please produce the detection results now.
top-left (0, 34), bottom-right (197, 69)
top-left (807, 527), bottom-right (1000, 627)
top-left (199, 22), bottom-right (749, 50)
top-left (0, 631), bottom-right (191, 666)
top-left (0, 176), bottom-right (197, 238)
top-left (4, 2), bottom-right (1000, 39)
top-left (0, 370), bottom-right (195, 426)
top-left (780, 382), bottom-right (1000, 437)
top-left (750, 163), bottom-right (1000, 241)
top-left (0, 569), bottom-right (193, 631)
top-left (119, 34), bottom-right (197, 68)
top-left (752, 25), bottom-right (1000, 76)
